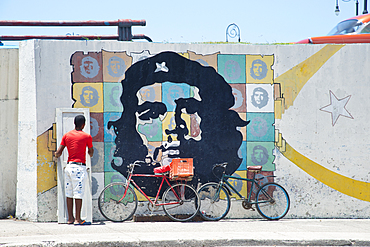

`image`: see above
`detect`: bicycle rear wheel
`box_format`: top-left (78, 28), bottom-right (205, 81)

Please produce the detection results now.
top-left (98, 182), bottom-right (138, 222)
top-left (255, 182), bottom-right (290, 220)
top-left (197, 182), bottom-right (230, 221)
top-left (162, 183), bottom-right (200, 222)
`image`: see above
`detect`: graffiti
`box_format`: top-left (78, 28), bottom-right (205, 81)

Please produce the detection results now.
top-left (320, 90), bottom-right (353, 126)
top-left (69, 50), bottom-right (278, 197)
top-left (107, 52), bottom-right (249, 195)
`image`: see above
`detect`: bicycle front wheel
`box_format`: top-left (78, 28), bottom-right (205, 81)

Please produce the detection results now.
top-left (162, 183), bottom-right (200, 222)
top-left (197, 182), bottom-right (230, 221)
top-left (98, 182), bottom-right (138, 222)
top-left (255, 182), bottom-right (290, 220)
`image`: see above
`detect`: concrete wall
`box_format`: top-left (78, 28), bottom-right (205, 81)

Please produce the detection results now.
top-left (0, 47), bottom-right (18, 218)
top-left (14, 40), bottom-right (370, 221)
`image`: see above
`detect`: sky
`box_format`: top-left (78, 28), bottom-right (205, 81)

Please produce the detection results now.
top-left (0, 0), bottom-right (367, 46)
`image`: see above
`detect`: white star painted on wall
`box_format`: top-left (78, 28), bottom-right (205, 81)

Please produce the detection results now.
top-left (154, 62), bottom-right (169, 73)
top-left (320, 90), bottom-right (353, 126)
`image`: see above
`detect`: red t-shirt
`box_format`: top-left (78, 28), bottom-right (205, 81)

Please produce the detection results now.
top-left (60, 129), bottom-right (93, 163)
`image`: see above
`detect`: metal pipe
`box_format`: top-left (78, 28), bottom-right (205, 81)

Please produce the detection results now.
top-left (0, 34), bottom-right (152, 41)
top-left (364, 0), bottom-right (368, 14)
top-left (0, 19), bottom-right (152, 42)
top-left (0, 19), bottom-right (146, 27)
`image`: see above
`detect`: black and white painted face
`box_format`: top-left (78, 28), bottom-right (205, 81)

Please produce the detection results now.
top-left (251, 87), bottom-right (269, 109)
top-left (108, 51), bottom-right (248, 195)
top-left (135, 82), bottom-right (202, 165)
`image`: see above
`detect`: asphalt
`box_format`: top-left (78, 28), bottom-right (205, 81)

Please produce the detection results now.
top-left (0, 218), bottom-right (370, 246)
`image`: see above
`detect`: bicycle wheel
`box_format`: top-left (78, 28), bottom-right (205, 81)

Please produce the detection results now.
top-left (98, 182), bottom-right (138, 222)
top-left (162, 183), bottom-right (200, 222)
top-left (197, 182), bottom-right (230, 221)
top-left (255, 182), bottom-right (290, 220)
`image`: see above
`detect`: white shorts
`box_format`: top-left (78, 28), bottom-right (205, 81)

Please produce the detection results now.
top-left (65, 164), bottom-right (87, 199)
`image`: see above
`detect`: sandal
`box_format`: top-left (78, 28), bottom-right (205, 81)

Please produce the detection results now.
top-left (74, 220), bottom-right (91, 225)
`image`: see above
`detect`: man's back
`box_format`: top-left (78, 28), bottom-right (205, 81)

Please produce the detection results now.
top-left (61, 129), bottom-right (92, 163)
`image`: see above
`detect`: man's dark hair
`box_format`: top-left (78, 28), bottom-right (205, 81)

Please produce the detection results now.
top-left (74, 115), bottom-right (86, 129)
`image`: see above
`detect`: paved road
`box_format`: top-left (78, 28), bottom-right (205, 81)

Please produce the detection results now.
top-left (0, 218), bottom-right (370, 246)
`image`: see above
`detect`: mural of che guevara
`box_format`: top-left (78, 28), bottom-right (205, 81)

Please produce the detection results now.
top-left (108, 51), bottom-right (249, 195)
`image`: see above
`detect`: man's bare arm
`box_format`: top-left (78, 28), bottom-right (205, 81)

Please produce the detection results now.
top-left (54, 145), bottom-right (65, 158)
top-left (88, 147), bottom-right (94, 157)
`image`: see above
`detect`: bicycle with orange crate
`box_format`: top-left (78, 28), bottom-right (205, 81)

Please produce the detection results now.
top-left (98, 158), bottom-right (200, 222)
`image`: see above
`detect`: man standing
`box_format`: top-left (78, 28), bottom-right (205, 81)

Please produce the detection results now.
top-left (55, 115), bottom-right (93, 225)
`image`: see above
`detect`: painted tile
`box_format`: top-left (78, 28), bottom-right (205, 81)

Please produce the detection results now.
top-left (161, 112), bottom-right (190, 141)
top-left (147, 141), bottom-right (162, 161)
top-left (130, 50), bottom-right (153, 64)
top-left (247, 112), bottom-right (275, 142)
top-left (138, 117), bottom-right (163, 142)
top-left (246, 84), bottom-right (274, 113)
top-left (230, 84), bottom-right (247, 112)
top-left (178, 52), bottom-right (189, 59)
top-left (104, 171), bottom-right (127, 186)
top-left (162, 82), bottom-right (190, 112)
top-left (246, 54), bottom-right (274, 84)
top-left (188, 50), bottom-right (219, 70)
top-left (71, 51), bottom-right (103, 83)
top-left (91, 172), bottom-right (104, 200)
top-left (104, 142), bottom-right (116, 172)
top-left (246, 171), bottom-right (274, 200)
top-left (73, 83), bottom-right (103, 112)
top-left (237, 113), bottom-right (247, 141)
top-left (237, 141), bottom-right (247, 171)
top-left (227, 170), bottom-right (248, 199)
top-left (104, 83), bottom-right (123, 112)
top-left (91, 142), bottom-right (104, 173)
top-left (90, 112), bottom-right (104, 142)
top-left (247, 142), bottom-right (275, 171)
top-left (138, 83), bottom-right (162, 103)
top-left (102, 50), bottom-right (132, 82)
top-left (217, 54), bottom-right (246, 84)
top-left (103, 112), bottom-right (121, 142)
top-left (190, 113), bottom-right (201, 139)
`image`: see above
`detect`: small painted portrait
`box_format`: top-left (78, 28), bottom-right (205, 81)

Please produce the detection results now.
top-left (107, 56), bottom-right (126, 77)
top-left (250, 117), bottom-right (268, 138)
top-left (80, 86), bottom-right (99, 107)
top-left (250, 59), bottom-right (268, 80)
top-left (251, 145), bottom-right (269, 166)
top-left (80, 56), bottom-right (100, 78)
top-left (251, 87), bottom-right (269, 109)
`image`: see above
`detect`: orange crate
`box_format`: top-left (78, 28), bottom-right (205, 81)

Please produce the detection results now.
top-left (169, 158), bottom-right (193, 180)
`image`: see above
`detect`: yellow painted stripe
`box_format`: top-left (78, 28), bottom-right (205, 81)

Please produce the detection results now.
top-left (283, 142), bottom-right (370, 202)
top-left (274, 45), bottom-right (345, 119)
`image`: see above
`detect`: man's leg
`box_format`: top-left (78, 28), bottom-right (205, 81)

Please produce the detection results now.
top-left (66, 197), bottom-right (74, 224)
top-left (75, 198), bottom-right (83, 224)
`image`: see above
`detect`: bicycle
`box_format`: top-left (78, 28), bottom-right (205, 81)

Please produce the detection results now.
top-left (98, 160), bottom-right (200, 222)
top-left (197, 163), bottom-right (290, 221)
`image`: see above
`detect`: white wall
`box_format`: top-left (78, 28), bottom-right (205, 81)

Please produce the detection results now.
top-left (14, 40), bottom-right (370, 220)
top-left (0, 48), bottom-right (18, 219)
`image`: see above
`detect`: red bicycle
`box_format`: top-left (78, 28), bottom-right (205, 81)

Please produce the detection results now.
top-left (98, 160), bottom-right (200, 222)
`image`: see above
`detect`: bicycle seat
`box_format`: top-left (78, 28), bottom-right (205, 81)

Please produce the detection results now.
top-left (248, 166), bottom-right (262, 172)
top-left (153, 165), bottom-right (171, 174)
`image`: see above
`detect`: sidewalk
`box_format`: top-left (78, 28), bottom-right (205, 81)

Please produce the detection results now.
top-left (0, 218), bottom-right (370, 246)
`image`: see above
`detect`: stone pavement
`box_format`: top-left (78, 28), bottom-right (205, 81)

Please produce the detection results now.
top-left (0, 218), bottom-right (370, 246)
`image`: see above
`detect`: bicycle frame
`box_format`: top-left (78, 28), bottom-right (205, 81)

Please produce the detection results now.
top-left (120, 172), bottom-right (182, 207)
top-left (220, 173), bottom-right (273, 205)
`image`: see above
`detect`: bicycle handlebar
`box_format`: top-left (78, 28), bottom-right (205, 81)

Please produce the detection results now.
top-left (213, 162), bottom-right (228, 169)
top-left (212, 162), bottom-right (228, 179)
